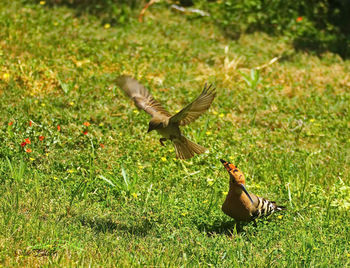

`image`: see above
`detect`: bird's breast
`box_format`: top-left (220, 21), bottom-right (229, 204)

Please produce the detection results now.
top-left (222, 190), bottom-right (254, 221)
top-left (156, 124), bottom-right (181, 139)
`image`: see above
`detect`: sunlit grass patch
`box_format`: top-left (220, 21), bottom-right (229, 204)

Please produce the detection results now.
top-left (0, 0), bottom-right (349, 266)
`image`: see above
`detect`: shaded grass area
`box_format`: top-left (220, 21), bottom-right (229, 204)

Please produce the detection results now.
top-left (1, 0), bottom-right (350, 266)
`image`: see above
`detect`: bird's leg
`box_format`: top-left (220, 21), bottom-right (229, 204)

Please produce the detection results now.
top-left (159, 138), bottom-right (167, 146)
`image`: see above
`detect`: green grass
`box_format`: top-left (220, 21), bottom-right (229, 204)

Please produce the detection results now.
top-left (1, 1), bottom-right (350, 266)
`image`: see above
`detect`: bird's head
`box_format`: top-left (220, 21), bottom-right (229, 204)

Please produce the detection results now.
top-left (220, 159), bottom-right (254, 204)
top-left (220, 159), bottom-right (246, 184)
top-left (147, 118), bottom-right (164, 133)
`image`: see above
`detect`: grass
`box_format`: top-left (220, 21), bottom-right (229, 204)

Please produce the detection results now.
top-left (0, 0), bottom-right (349, 266)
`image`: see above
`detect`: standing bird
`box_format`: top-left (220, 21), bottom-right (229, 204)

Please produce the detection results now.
top-left (116, 75), bottom-right (216, 159)
top-left (220, 159), bottom-right (285, 222)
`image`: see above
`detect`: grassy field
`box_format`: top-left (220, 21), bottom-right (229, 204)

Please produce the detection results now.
top-left (1, 1), bottom-right (349, 266)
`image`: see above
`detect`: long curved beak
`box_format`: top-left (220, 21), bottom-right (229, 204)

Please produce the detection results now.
top-left (239, 183), bottom-right (254, 205)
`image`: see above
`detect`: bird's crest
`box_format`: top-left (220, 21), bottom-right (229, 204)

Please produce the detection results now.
top-left (220, 159), bottom-right (246, 184)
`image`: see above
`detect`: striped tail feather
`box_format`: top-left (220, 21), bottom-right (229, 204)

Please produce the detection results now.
top-left (252, 197), bottom-right (285, 220)
top-left (173, 136), bottom-right (207, 159)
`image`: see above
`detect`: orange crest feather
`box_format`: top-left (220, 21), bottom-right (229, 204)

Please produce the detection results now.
top-left (220, 159), bottom-right (246, 184)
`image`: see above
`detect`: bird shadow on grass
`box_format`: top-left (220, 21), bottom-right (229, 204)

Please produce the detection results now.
top-left (44, 0), bottom-right (141, 10)
top-left (197, 220), bottom-right (250, 237)
top-left (77, 215), bottom-right (153, 237)
top-left (41, 0), bottom-right (141, 24)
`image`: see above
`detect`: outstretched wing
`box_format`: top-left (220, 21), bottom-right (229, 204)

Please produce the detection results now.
top-left (169, 83), bottom-right (216, 126)
top-left (116, 75), bottom-right (171, 118)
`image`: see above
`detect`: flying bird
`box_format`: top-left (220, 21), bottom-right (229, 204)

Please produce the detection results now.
top-left (220, 159), bottom-right (285, 222)
top-left (116, 75), bottom-right (216, 159)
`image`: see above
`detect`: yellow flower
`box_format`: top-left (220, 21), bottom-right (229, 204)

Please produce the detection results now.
top-left (219, 113), bottom-right (224, 118)
top-left (39, 1), bottom-right (46, 5)
top-left (222, 191), bottom-right (228, 196)
top-left (212, 111), bottom-right (218, 115)
top-left (99, 122), bottom-right (104, 127)
top-left (131, 192), bottom-right (138, 199)
top-left (277, 215), bottom-right (283, 219)
top-left (309, 118), bottom-right (315, 123)
top-left (53, 176), bottom-right (58, 180)
top-left (104, 23), bottom-right (111, 29)
top-left (161, 157), bottom-right (167, 162)
top-left (206, 131), bottom-right (212, 135)
top-left (53, 22), bottom-right (58, 26)
top-left (67, 169), bottom-right (74, 174)
top-left (133, 110), bottom-right (139, 114)
top-left (29, 157), bottom-right (35, 161)
top-left (34, 100), bottom-right (38, 104)
top-left (41, 103), bottom-right (46, 107)
top-left (228, 156), bottom-right (234, 161)
top-left (203, 200), bottom-right (208, 204)
top-left (69, 101), bottom-right (74, 106)
top-left (138, 165), bottom-right (144, 169)
top-left (2, 73), bottom-right (10, 81)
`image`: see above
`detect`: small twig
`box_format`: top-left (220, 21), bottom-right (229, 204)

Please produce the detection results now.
top-left (286, 183), bottom-right (293, 208)
top-left (255, 56), bottom-right (281, 70)
top-left (139, 0), bottom-right (157, 22)
top-left (170, 4), bottom-right (210, 17)
top-left (183, 170), bottom-right (200, 179)
top-left (142, 184), bottom-right (153, 213)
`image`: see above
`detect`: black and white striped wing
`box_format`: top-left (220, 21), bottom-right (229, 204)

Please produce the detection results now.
top-left (252, 195), bottom-right (285, 220)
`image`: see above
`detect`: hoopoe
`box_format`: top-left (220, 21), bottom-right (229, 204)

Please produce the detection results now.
top-left (220, 159), bottom-right (285, 222)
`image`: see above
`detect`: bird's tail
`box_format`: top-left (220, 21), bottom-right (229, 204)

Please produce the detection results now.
top-left (173, 136), bottom-right (207, 159)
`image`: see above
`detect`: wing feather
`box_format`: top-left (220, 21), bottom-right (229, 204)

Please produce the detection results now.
top-left (169, 83), bottom-right (216, 126)
top-left (116, 75), bottom-right (171, 118)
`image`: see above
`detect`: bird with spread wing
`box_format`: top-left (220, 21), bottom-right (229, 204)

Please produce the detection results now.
top-left (116, 75), bottom-right (216, 159)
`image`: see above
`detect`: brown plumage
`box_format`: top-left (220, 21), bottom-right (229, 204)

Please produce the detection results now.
top-left (220, 159), bottom-right (285, 222)
top-left (116, 75), bottom-right (216, 159)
